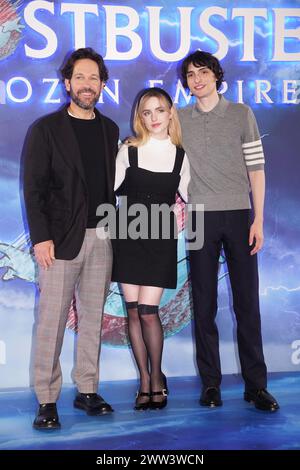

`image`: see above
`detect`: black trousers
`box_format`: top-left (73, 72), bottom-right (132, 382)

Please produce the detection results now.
top-left (189, 210), bottom-right (267, 391)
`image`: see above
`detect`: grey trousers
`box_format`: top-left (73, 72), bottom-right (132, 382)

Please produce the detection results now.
top-left (34, 228), bottom-right (112, 403)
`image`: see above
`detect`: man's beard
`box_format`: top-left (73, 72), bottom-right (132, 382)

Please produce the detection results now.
top-left (70, 87), bottom-right (100, 110)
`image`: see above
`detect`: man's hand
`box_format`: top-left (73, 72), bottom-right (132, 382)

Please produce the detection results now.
top-left (34, 240), bottom-right (55, 268)
top-left (249, 219), bottom-right (264, 255)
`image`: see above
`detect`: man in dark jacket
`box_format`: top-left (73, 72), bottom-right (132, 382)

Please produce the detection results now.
top-left (23, 47), bottom-right (119, 429)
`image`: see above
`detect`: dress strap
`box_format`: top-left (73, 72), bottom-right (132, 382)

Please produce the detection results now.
top-left (172, 147), bottom-right (185, 175)
top-left (128, 145), bottom-right (138, 167)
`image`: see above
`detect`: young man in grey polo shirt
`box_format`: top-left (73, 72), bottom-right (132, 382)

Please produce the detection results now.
top-left (179, 51), bottom-right (279, 412)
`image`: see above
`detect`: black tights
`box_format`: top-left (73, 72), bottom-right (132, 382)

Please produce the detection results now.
top-left (126, 302), bottom-right (165, 402)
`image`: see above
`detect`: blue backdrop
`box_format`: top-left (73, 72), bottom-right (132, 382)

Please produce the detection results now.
top-left (0, 0), bottom-right (300, 388)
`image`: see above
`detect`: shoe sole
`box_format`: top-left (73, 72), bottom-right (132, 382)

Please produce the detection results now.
top-left (33, 423), bottom-right (61, 430)
top-left (74, 401), bottom-right (114, 415)
top-left (244, 396), bottom-right (279, 412)
top-left (199, 400), bottom-right (223, 407)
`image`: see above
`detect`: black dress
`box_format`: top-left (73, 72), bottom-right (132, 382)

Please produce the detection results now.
top-left (112, 145), bottom-right (184, 289)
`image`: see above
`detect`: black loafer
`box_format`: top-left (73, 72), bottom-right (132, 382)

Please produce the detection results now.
top-left (33, 403), bottom-right (61, 430)
top-left (74, 393), bottom-right (114, 415)
top-left (200, 387), bottom-right (222, 407)
top-left (244, 388), bottom-right (279, 412)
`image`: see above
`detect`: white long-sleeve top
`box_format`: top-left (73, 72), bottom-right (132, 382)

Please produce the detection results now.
top-left (114, 137), bottom-right (190, 202)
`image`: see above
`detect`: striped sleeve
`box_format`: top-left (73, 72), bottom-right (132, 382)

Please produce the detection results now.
top-left (242, 108), bottom-right (265, 171)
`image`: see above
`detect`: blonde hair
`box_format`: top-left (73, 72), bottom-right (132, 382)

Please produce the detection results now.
top-left (127, 89), bottom-right (182, 148)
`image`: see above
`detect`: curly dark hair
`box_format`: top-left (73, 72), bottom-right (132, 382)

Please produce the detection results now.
top-left (181, 51), bottom-right (224, 90)
top-left (60, 47), bottom-right (108, 82)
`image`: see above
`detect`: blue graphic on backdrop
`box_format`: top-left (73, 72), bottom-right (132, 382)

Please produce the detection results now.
top-left (0, 0), bottom-right (23, 60)
top-left (0, 241), bottom-right (35, 281)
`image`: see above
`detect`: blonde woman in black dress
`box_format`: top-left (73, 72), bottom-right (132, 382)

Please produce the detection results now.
top-left (112, 88), bottom-right (190, 410)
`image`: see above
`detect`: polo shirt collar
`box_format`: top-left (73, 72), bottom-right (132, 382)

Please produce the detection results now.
top-left (191, 94), bottom-right (229, 118)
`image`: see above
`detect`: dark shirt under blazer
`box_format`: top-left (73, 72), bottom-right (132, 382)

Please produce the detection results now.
top-left (23, 105), bottom-right (119, 260)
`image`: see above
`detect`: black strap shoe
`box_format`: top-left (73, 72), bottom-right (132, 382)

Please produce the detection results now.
top-left (74, 393), bottom-right (114, 415)
top-left (33, 403), bottom-right (61, 430)
top-left (244, 388), bottom-right (279, 411)
top-left (149, 373), bottom-right (169, 410)
top-left (134, 391), bottom-right (151, 411)
top-left (200, 387), bottom-right (223, 407)
top-left (162, 373), bottom-right (169, 395)
top-left (150, 390), bottom-right (168, 410)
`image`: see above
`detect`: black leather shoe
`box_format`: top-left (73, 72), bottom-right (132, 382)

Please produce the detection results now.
top-left (74, 393), bottom-right (114, 415)
top-left (134, 391), bottom-right (151, 411)
top-left (244, 388), bottom-right (279, 412)
top-left (33, 403), bottom-right (61, 430)
top-left (200, 387), bottom-right (223, 407)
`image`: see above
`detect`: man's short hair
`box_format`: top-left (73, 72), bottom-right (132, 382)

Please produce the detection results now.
top-left (60, 47), bottom-right (108, 83)
top-left (181, 51), bottom-right (224, 90)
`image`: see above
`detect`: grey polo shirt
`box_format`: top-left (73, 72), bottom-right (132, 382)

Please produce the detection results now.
top-left (178, 95), bottom-right (265, 211)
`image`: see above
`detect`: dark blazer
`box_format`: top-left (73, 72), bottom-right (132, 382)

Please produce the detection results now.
top-left (23, 105), bottom-right (119, 260)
